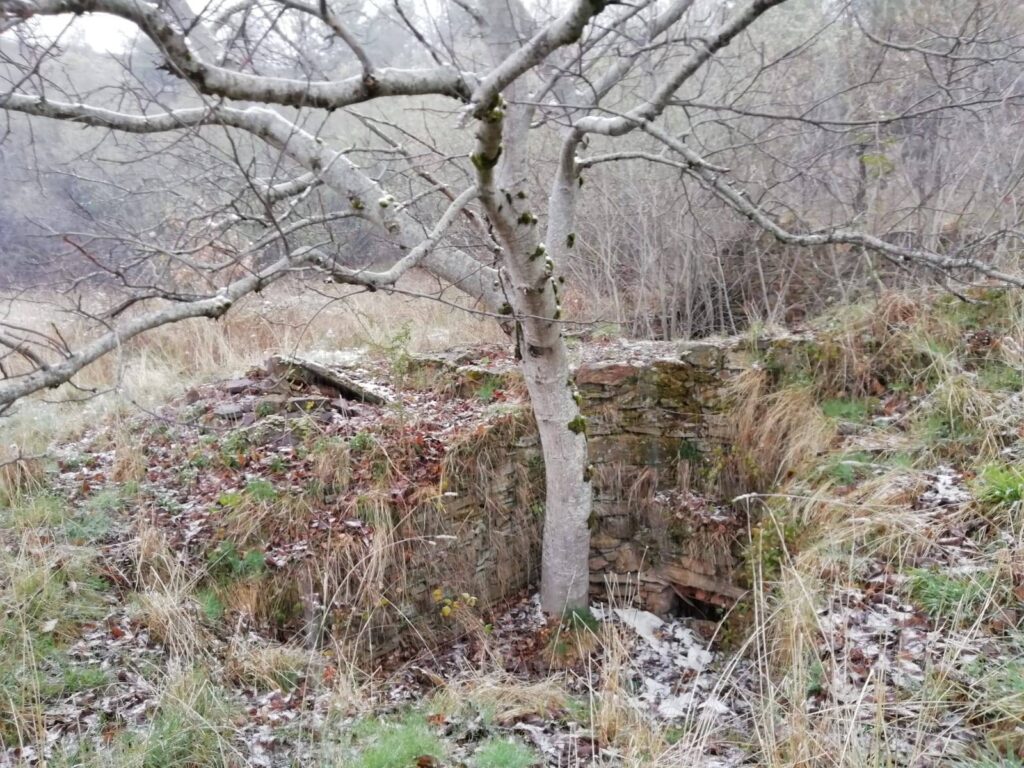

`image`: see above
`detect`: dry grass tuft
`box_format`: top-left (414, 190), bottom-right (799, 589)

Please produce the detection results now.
top-left (132, 524), bottom-right (179, 590)
top-left (587, 621), bottom-right (664, 757)
top-left (110, 424), bottom-right (149, 484)
top-left (134, 588), bottom-right (210, 661)
top-left (725, 369), bottom-right (834, 492)
top-left (310, 437), bottom-right (352, 494)
top-left (130, 524), bottom-right (210, 660)
top-left (224, 636), bottom-right (318, 690)
top-left (0, 454), bottom-right (45, 507)
top-left (445, 673), bottom-right (568, 725)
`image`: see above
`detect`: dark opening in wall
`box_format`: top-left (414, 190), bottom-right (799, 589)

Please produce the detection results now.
top-left (669, 588), bottom-right (727, 622)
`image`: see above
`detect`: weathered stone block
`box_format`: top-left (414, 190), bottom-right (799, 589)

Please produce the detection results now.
top-left (601, 514), bottom-right (636, 539)
top-left (613, 543), bottom-right (644, 573)
top-left (576, 362), bottom-right (640, 388)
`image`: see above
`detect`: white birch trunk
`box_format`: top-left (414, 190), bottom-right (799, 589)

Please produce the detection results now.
top-left (521, 344), bottom-right (592, 614)
top-left (472, 77), bottom-right (593, 614)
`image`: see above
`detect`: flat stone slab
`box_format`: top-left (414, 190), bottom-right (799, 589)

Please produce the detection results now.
top-left (268, 355), bottom-right (392, 406)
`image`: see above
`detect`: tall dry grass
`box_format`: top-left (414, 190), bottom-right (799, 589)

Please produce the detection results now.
top-left (0, 274), bottom-right (502, 454)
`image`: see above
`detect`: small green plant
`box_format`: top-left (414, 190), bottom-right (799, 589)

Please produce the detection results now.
top-left (353, 715), bottom-right (446, 768)
top-left (256, 400), bottom-right (279, 418)
top-left (566, 415), bottom-right (587, 435)
top-left (477, 375), bottom-right (502, 403)
top-left (744, 506), bottom-right (803, 585)
top-left (805, 657), bottom-right (825, 697)
top-left (978, 362), bottom-right (1023, 392)
top-left (473, 737), bottom-right (538, 768)
top-left (189, 452), bottom-right (211, 469)
top-left (908, 568), bottom-right (996, 620)
top-left (86, 484), bottom-right (137, 515)
top-left (921, 412), bottom-right (957, 441)
top-left (677, 439), bottom-right (703, 462)
top-left (64, 510), bottom-right (114, 544)
top-left (350, 431), bottom-right (374, 453)
top-left (977, 464), bottom-right (1024, 505)
top-left (245, 478), bottom-right (278, 502)
top-left (820, 451), bottom-right (875, 485)
top-left (60, 456), bottom-right (84, 473)
top-left (197, 588), bottom-right (225, 622)
top-left (881, 450), bottom-right (916, 469)
top-left (380, 322), bottom-right (414, 384)
top-left (206, 542), bottom-right (265, 581)
top-left (563, 606), bottom-right (599, 634)
top-left (219, 431), bottom-right (250, 467)
top-left (820, 397), bottom-right (873, 423)
top-left (216, 490), bottom-right (244, 508)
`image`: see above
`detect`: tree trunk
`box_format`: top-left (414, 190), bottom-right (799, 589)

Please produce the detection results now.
top-left (519, 339), bottom-right (592, 616)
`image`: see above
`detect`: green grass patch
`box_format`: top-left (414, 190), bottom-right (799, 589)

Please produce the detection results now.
top-left (977, 362), bottom-right (1023, 392)
top-left (473, 737), bottom-right (538, 768)
top-left (59, 663), bottom-right (110, 694)
top-left (0, 639), bottom-right (110, 741)
top-left (64, 510), bottom-right (115, 544)
top-left (245, 478), bottom-right (278, 502)
top-left (1, 548), bottom-right (107, 636)
top-left (935, 289), bottom-right (1012, 332)
top-left (976, 464), bottom-right (1024, 506)
top-left (881, 450), bottom-right (917, 469)
top-left (1, 492), bottom-right (67, 530)
top-left (820, 397), bottom-right (874, 423)
top-left (820, 451), bottom-right (876, 485)
top-left (114, 671), bottom-right (236, 768)
top-left (206, 541), bottom-right (265, 582)
top-left (351, 714), bottom-right (446, 768)
top-left (85, 484), bottom-right (138, 515)
top-left (908, 568), bottom-right (999, 621)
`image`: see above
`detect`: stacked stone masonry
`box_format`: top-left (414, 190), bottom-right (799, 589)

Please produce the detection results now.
top-left (395, 335), bottom-right (808, 626)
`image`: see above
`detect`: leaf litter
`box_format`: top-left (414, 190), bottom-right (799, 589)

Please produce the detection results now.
top-left (6, 344), bottom-right (1024, 766)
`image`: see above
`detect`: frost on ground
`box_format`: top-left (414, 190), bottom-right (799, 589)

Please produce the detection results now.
top-left (9, 316), bottom-right (1024, 767)
top-left (596, 607), bottom-right (726, 720)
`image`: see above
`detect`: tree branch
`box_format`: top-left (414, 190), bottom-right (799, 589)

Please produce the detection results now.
top-left (0, 94), bottom-right (505, 311)
top-left (466, 0), bottom-right (612, 119)
top-left (0, 255), bottom-right (293, 407)
top-left (1, 0), bottom-right (472, 108)
top-left (574, 0), bottom-right (787, 137)
top-left (640, 134), bottom-right (1024, 288)
top-left (301, 185), bottom-right (478, 288)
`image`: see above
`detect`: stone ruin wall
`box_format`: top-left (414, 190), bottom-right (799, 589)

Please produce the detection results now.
top-left (578, 340), bottom-right (763, 615)
top-left (349, 413), bottom-right (545, 656)
top-left (368, 335), bottom-right (810, 652)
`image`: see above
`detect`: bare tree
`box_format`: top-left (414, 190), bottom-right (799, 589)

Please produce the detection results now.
top-left (0, 0), bottom-right (1021, 615)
